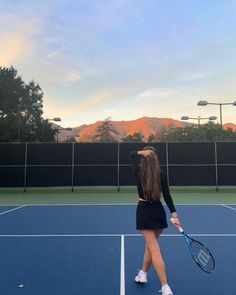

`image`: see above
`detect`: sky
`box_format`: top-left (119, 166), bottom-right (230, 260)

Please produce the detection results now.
top-left (1, 0), bottom-right (236, 128)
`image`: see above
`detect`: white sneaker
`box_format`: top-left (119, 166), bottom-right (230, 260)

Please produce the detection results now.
top-left (159, 284), bottom-right (173, 295)
top-left (134, 270), bottom-right (147, 283)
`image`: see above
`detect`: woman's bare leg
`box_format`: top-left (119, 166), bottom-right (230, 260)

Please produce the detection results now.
top-left (142, 243), bottom-right (152, 272)
top-left (141, 229), bottom-right (167, 286)
top-left (141, 229), bottom-right (162, 272)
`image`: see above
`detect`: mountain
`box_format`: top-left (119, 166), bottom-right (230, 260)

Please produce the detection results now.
top-left (57, 117), bottom-right (236, 142)
top-left (58, 117), bottom-right (186, 142)
top-left (77, 117), bottom-right (187, 142)
top-left (223, 123), bottom-right (236, 131)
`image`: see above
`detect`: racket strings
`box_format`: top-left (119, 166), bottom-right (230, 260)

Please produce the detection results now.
top-left (190, 240), bottom-right (215, 272)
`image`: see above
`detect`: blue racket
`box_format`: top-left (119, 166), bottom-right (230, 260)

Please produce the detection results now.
top-left (171, 218), bottom-right (215, 273)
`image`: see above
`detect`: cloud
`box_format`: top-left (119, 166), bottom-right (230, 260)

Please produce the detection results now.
top-left (46, 47), bottom-right (66, 59)
top-left (65, 72), bottom-right (82, 82)
top-left (0, 14), bottom-right (40, 66)
top-left (0, 32), bottom-right (30, 66)
top-left (72, 88), bottom-right (129, 112)
top-left (43, 85), bottom-right (136, 123)
top-left (180, 71), bottom-right (213, 81)
top-left (136, 88), bottom-right (180, 102)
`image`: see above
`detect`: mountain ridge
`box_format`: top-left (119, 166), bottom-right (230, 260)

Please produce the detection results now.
top-left (58, 117), bottom-right (236, 142)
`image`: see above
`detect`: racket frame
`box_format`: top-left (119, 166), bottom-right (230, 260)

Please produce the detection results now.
top-left (170, 219), bottom-right (215, 273)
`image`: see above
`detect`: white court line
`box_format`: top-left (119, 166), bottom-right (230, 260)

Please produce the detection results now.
top-left (0, 233), bottom-right (235, 238)
top-left (0, 205), bottom-right (26, 216)
top-left (1, 203), bottom-right (236, 207)
top-left (221, 204), bottom-right (236, 211)
top-left (120, 235), bottom-right (125, 295)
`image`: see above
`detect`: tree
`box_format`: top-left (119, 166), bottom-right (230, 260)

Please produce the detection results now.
top-left (122, 132), bottom-right (144, 143)
top-left (0, 66), bottom-right (56, 142)
top-left (41, 120), bottom-right (57, 142)
top-left (198, 121), bottom-right (236, 141)
top-left (147, 122), bottom-right (236, 142)
top-left (147, 134), bottom-right (155, 142)
top-left (92, 118), bottom-right (117, 142)
top-left (147, 126), bottom-right (176, 142)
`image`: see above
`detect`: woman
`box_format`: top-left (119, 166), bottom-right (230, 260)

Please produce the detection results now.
top-left (130, 146), bottom-right (180, 295)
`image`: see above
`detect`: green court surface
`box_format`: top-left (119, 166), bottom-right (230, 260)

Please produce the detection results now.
top-left (0, 186), bottom-right (235, 204)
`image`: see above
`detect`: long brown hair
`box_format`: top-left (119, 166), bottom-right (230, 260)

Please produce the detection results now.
top-left (139, 146), bottom-right (161, 201)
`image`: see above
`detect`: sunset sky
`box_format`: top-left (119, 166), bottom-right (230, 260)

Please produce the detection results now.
top-left (1, 0), bottom-right (236, 127)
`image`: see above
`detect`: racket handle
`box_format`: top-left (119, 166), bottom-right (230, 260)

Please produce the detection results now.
top-left (170, 218), bottom-right (184, 233)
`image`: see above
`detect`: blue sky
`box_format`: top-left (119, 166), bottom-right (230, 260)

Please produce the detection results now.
top-left (1, 0), bottom-right (236, 127)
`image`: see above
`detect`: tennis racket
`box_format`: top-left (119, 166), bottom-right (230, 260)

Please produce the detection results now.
top-left (171, 218), bottom-right (215, 273)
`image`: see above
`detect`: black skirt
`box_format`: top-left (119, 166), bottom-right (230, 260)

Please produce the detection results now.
top-left (136, 200), bottom-right (168, 230)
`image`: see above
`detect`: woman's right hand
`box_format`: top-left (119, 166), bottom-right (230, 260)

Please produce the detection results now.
top-left (171, 217), bottom-right (181, 230)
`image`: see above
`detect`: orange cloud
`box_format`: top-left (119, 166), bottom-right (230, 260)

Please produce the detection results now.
top-left (0, 17), bottom-right (40, 66)
top-left (0, 32), bottom-right (32, 66)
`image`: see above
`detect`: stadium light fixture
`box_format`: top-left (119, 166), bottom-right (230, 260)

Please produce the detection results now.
top-left (181, 115), bottom-right (217, 126)
top-left (48, 117), bottom-right (61, 122)
top-left (197, 100), bottom-right (236, 128)
top-left (209, 116), bottom-right (217, 121)
top-left (197, 100), bottom-right (208, 106)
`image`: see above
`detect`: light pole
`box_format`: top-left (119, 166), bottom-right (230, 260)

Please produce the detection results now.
top-left (181, 115), bottom-right (217, 126)
top-left (18, 112), bottom-right (22, 142)
top-left (197, 100), bottom-right (236, 128)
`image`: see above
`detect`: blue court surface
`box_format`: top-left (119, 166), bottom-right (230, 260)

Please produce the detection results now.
top-left (0, 204), bottom-right (235, 295)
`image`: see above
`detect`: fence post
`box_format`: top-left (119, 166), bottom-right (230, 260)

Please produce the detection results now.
top-left (71, 142), bottom-right (75, 192)
top-left (117, 141), bottom-right (120, 192)
top-left (214, 142), bottom-right (219, 192)
top-left (166, 142), bottom-right (170, 185)
top-left (23, 143), bottom-right (28, 192)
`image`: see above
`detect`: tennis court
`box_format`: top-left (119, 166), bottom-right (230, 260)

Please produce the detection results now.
top-left (0, 189), bottom-right (235, 295)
